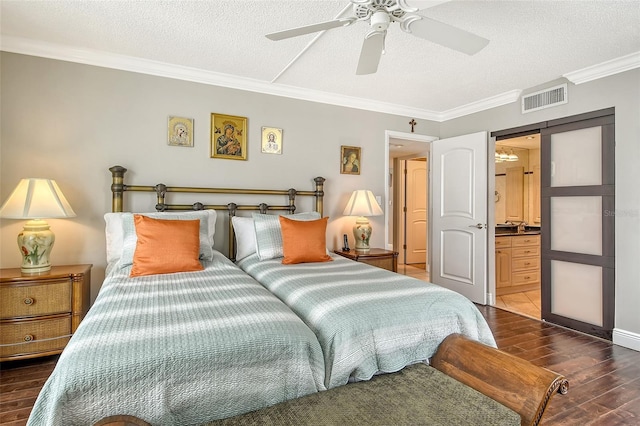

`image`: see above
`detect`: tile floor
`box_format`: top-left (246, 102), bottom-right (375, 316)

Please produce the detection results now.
top-left (397, 263), bottom-right (541, 320)
top-left (494, 289), bottom-right (541, 320)
top-left (397, 263), bottom-right (430, 282)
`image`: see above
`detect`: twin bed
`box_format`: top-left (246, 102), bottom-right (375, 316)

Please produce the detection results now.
top-left (28, 166), bottom-right (510, 425)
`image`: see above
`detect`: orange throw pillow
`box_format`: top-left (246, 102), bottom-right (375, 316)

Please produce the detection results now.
top-left (279, 216), bottom-right (332, 264)
top-left (130, 215), bottom-right (204, 277)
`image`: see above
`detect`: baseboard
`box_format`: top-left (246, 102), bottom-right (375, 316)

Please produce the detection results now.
top-left (612, 328), bottom-right (640, 352)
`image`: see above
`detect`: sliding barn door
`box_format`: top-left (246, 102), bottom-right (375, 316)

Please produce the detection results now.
top-left (540, 109), bottom-right (615, 340)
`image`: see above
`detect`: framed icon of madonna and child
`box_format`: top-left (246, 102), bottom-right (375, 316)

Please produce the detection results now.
top-left (341, 145), bottom-right (361, 175)
top-left (211, 113), bottom-right (247, 160)
top-left (168, 116), bottom-right (194, 147)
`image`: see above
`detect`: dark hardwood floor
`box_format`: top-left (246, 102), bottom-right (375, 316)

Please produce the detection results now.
top-left (2, 306), bottom-right (639, 425)
top-left (477, 306), bottom-right (640, 425)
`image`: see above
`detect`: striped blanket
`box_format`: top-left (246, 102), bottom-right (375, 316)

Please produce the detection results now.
top-left (28, 251), bottom-right (325, 426)
top-left (238, 253), bottom-right (496, 389)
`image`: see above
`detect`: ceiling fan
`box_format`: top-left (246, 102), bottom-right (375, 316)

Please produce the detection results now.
top-left (266, 0), bottom-right (489, 75)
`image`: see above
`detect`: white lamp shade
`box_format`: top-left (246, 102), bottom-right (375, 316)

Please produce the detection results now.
top-left (343, 190), bottom-right (383, 217)
top-left (0, 178), bottom-right (76, 219)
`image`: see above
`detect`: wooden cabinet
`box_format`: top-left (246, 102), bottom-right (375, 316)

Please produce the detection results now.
top-left (334, 248), bottom-right (398, 272)
top-left (495, 239), bottom-right (512, 290)
top-left (0, 264), bottom-right (92, 361)
top-left (495, 235), bottom-right (540, 295)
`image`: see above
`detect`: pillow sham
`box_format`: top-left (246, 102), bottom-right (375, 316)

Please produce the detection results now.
top-left (104, 212), bottom-right (126, 265)
top-left (252, 211), bottom-right (321, 261)
top-left (130, 215), bottom-right (203, 277)
top-left (279, 216), bottom-right (332, 264)
top-left (231, 216), bottom-right (257, 261)
top-left (116, 210), bottom-right (217, 268)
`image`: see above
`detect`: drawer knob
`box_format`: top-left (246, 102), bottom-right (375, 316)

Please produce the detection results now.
top-left (525, 276), bottom-right (531, 280)
top-left (24, 334), bottom-right (34, 342)
top-left (24, 297), bottom-right (34, 305)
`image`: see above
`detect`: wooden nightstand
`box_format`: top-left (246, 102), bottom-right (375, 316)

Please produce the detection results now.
top-left (0, 264), bottom-right (92, 362)
top-left (334, 248), bottom-right (398, 272)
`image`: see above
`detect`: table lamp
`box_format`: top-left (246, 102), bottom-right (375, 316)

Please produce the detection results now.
top-left (343, 190), bottom-right (383, 252)
top-left (0, 178), bottom-right (76, 274)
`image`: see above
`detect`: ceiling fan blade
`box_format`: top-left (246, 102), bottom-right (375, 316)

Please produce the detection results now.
top-left (356, 32), bottom-right (385, 75)
top-left (404, 15), bottom-right (489, 55)
top-left (266, 18), bottom-right (352, 41)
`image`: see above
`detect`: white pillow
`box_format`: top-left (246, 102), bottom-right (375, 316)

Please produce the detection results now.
top-left (252, 212), bottom-right (321, 261)
top-left (104, 210), bottom-right (217, 265)
top-left (231, 216), bottom-right (257, 261)
top-left (104, 212), bottom-right (126, 265)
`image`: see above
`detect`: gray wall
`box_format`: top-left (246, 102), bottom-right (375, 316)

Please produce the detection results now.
top-left (441, 70), bottom-right (640, 348)
top-left (1, 52), bottom-right (638, 349)
top-left (0, 52), bottom-right (439, 301)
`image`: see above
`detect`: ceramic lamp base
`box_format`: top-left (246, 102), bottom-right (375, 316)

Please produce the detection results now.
top-left (18, 219), bottom-right (55, 274)
top-left (353, 216), bottom-right (372, 252)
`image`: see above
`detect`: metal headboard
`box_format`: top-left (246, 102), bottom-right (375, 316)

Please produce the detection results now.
top-left (109, 165), bottom-right (325, 260)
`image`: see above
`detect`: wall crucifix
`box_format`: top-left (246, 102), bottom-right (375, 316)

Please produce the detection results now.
top-left (409, 119), bottom-right (417, 133)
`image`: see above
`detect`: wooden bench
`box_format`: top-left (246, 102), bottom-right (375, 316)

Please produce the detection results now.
top-left (96, 334), bottom-right (568, 426)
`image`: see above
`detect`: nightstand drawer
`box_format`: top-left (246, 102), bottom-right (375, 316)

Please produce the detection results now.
top-left (0, 315), bottom-right (71, 358)
top-left (333, 249), bottom-right (398, 272)
top-left (360, 257), bottom-right (396, 272)
top-left (0, 279), bottom-right (71, 319)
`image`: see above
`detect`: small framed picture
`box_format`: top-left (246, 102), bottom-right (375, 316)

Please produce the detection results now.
top-left (211, 113), bottom-right (247, 160)
top-left (261, 127), bottom-right (283, 154)
top-left (167, 116), bottom-right (194, 147)
top-left (341, 145), bottom-right (361, 175)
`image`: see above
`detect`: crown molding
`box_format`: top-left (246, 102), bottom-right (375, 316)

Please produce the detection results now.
top-left (2, 36), bottom-right (636, 123)
top-left (437, 90), bottom-right (523, 121)
top-left (0, 36), bottom-right (444, 121)
top-left (563, 51), bottom-right (640, 85)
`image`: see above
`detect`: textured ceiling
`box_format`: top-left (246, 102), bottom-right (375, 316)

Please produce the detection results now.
top-left (1, 0), bottom-right (639, 119)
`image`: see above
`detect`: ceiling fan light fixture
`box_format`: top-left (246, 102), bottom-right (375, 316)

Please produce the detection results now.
top-left (370, 10), bottom-right (391, 31)
top-left (507, 150), bottom-right (519, 161)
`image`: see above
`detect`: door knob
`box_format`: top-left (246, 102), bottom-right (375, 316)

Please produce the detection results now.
top-left (468, 223), bottom-right (485, 229)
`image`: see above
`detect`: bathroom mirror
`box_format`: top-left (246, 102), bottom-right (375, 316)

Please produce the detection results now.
top-left (495, 135), bottom-right (541, 226)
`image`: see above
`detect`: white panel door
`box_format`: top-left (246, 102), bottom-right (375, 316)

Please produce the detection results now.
top-left (405, 159), bottom-right (427, 264)
top-left (431, 132), bottom-right (488, 304)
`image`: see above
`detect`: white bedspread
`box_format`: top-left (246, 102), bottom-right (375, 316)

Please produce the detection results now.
top-left (28, 251), bottom-right (325, 426)
top-left (238, 253), bottom-right (496, 389)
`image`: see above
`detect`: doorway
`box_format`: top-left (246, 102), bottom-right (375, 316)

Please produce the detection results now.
top-left (491, 108), bottom-right (615, 340)
top-left (385, 131), bottom-right (435, 277)
top-left (493, 134), bottom-right (542, 319)
top-left (385, 130), bottom-right (489, 304)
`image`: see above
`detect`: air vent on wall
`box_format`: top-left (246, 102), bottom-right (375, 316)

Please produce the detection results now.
top-left (521, 83), bottom-right (568, 113)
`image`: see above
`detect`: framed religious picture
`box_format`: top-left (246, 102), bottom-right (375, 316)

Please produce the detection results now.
top-left (261, 127), bottom-right (283, 154)
top-left (340, 145), bottom-right (361, 175)
top-left (210, 113), bottom-right (247, 160)
top-left (167, 116), bottom-right (194, 147)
